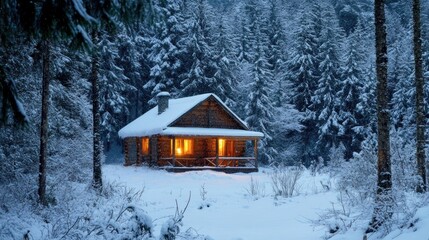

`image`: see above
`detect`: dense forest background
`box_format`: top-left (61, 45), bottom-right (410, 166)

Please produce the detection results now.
top-left (1, 0), bottom-right (429, 175)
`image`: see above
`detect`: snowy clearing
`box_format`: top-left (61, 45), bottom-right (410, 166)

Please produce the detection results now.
top-left (105, 165), bottom-right (337, 240)
top-left (104, 165), bottom-right (429, 240)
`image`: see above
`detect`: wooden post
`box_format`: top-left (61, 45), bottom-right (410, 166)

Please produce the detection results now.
top-left (172, 136), bottom-right (176, 167)
top-left (215, 138), bottom-right (219, 167)
top-left (124, 139), bottom-right (129, 166)
top-left (136, 138), bottom-right (141, 165)
top-left (254, 139), bottom-right (258, 168)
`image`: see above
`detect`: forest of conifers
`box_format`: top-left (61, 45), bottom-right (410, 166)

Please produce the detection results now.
top-left (2, 0), bottom-right (429, 167)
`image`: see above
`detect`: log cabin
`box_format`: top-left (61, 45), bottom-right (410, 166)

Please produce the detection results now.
top-left (118, 92), bottom-right (263, 173)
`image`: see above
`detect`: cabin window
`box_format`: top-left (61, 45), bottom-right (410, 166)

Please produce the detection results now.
top-left (171, 138), bottom-right (194, 156)
top-left (219, 139), bottom-right (234, 157)
top-left (141, 138), bottom-right (149, 155)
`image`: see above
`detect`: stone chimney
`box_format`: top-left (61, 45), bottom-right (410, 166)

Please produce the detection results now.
top-left (157, 92), bottom-right (170, 114)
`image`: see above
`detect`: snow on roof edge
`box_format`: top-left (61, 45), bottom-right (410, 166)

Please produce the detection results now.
top-left (161, 127), bottom-right (263, 137)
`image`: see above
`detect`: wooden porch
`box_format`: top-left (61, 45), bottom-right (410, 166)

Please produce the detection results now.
top-left (124, 135), bottom-right (259, 173)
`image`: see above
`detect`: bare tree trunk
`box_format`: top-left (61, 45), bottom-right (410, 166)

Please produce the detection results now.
top-left (367, 0), bottom-right (393, 232)
top-left (91, 32), bottom-right (102, 190)
top-left (38, 40), bottom-right (50, 205)
top-left (413, 0), bottom-right (427, 193)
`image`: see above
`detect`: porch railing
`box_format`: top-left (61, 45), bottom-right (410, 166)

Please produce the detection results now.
top-left (158, 156), bottom-right (257, 168)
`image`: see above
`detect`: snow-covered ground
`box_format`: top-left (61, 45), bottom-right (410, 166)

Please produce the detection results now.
top-left (105, 165), bottom-right (336, 240)
top-left (104, 165), bottom-right (429, 240)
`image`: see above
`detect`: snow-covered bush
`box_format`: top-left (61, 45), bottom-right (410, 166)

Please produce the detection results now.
top-left (270, 166), bottom-right (303, 198)
top-left (327, 144), bottom-right (346, 178)
top-left (309, 157), bottom-right (325, 176)
top-left (88, 204), bottom-right (154, 239)
top-left (160, 196), bottom-right (189, 240)
top-left (313, 191), bottom-right (361, 238)
top-left (390, 130), bottom-right (422, 191)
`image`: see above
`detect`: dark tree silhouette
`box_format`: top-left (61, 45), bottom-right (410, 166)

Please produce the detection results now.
top-left (368, 0), bottom-right (393, 232)
top-left (413, 0), bottom-right (427, 193)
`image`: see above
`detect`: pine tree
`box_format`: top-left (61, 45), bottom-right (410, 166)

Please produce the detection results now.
top-left (266, 0), bottom-right (287, 107)
top-left (211, 15), bottom-right (237, 107)
top-left (390, 29), bottom-right (414, 133)
top-left (236, 16), bottom-right (253, 63)
top-left (98, 33), bottom-right (134, 151)
top-left (116, 33), bottom-right (142, 121)
top-left (339, 22), bottom-right (367, 159)
top-left (180, 0), bottom-right (217, 96)
top-left (287, 6), bottom-right (320, 165)
top-left (311, 5), bottom-right (344, 160)
top-left (145, 0), bottom-right (187, 104)
top-left (245, 14), bottom-right (276, 164)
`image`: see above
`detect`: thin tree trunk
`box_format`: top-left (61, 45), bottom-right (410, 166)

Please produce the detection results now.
top-left (38, 40), bottom-right (50, 205)
top-left (413, 0), bottom-right (427, 193)
top-left (91, 31), bottom-right (102, 190)
top-left (368, 0), bottom-right (393, 232)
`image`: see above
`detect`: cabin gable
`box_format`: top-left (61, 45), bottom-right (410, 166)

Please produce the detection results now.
top-left (170, 96), bottom-right (246, 130)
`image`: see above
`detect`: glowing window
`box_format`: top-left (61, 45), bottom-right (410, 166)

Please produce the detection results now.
top-left (173, 138), bottom-right (194, 155)
top-left (219, 139), bottom-right (234, 156)
top-left (142, 138), bottom-right (149, 155)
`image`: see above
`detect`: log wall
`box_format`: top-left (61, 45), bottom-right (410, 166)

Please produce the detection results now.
top-left (172, 97), bottom-right (244, 129)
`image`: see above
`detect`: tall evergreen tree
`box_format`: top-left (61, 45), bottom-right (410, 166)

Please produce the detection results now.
top-left (368, 0), bottom-right (393, 232)
top-left (339, 23), bottom-right (370, 159)
top-left (413, 0), bottom-right (427, 193)
top-left (211, 14), bottom-right (237, 107)
top-left (180, 0), bottom-right (217, 96)
top-left (311, 5), bottom-right (344, 160)
top-left (245, 13), bottom-right (276, 164)
top-left (266, 0), bottom-right (287, 107)
top-left (390, 29), bottom-right (414, 133)
top-left (98, 33), bottom-right (134, 151)
top-left (287, 6), bottom-right (320, 165)
top-left (145, 0), bottom-right (186, 104)
top-left (85, 0), bottom-right (152, 191)
top-left (116, 33), bottom-right (143, 121)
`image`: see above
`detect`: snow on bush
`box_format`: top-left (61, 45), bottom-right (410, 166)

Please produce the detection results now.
top-left (160, 194), bottom-right (211, 240)
top-left (270, 166), bottom-right (303, 198)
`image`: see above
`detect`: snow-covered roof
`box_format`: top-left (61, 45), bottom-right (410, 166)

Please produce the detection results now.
top-left (118, 93), bottom-right (260, 138)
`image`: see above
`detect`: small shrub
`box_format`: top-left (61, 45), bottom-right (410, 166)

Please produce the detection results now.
top-left (160, 194), bottom-right (190, 240)
top-left (198, 184), bottom-right (211, 209)
top-left (270, 166), bottom-right (302, 198)
top-left (245, 176), bottom-right (266, 199)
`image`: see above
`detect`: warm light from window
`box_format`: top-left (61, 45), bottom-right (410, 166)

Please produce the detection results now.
top-left (219, 139), bottom-right (226, 156)
top-left (219, 139), bottom-right (234, 156)
top-left (174, 138), bottom-right (193, 155)
top-left (142, 138), bottom-right (149, 155)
